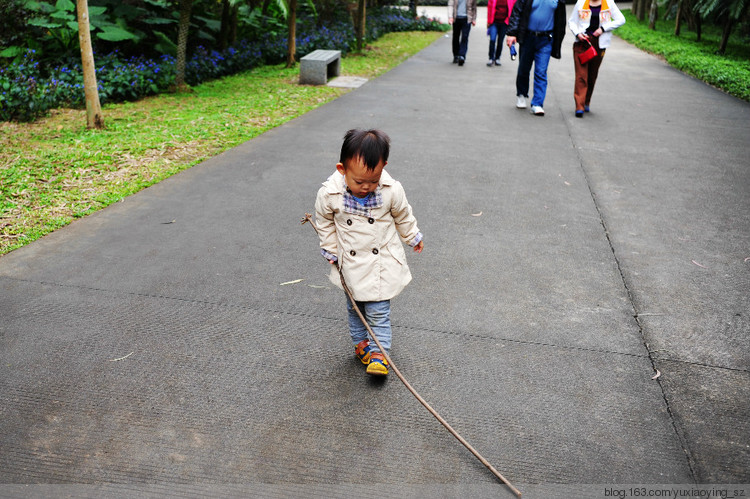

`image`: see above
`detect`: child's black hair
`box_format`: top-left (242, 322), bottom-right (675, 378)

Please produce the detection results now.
top-left (339, 129), bottom-right (390, 171)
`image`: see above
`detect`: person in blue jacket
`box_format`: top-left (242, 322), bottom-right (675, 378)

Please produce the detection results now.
top-left (505, 0), bottom-right (567, 116)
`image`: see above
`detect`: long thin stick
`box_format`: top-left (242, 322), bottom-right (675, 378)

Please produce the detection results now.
top-left (302, 214), bottom-right (521, 498)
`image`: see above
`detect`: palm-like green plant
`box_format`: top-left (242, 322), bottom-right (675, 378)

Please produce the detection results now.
top-left (0, 0), bottom-right (137, 62)
top-left (694, 0), bottom-right (749, 52)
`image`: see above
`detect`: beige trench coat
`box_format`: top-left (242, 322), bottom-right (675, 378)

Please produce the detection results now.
top-left (314, 169), bottom-right (421, 302)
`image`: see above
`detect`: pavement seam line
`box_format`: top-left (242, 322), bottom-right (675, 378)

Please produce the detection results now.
top-left (0, 275), bottom-right (654, 364)
top-left (558, 109), bottom-right (700, 483)
top-left (7, 274), bottom-right (750, 375)
top-left (394, 323), bottom-right (651, 359)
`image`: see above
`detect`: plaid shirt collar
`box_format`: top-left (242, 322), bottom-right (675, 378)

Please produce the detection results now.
top-left (325, 170), bottom-right (393, 217)
top-left (342, 188), bottom-right (383, 216)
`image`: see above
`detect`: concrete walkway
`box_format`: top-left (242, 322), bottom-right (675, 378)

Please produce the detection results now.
top-left (1, 15), bottom-right (749, 499)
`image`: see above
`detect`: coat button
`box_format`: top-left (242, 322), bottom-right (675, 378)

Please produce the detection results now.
top-left (372, 248), bottom-right (379, 255)
top-left (368, 217), bottom-right (375, 224)
top-left (346, 219), bottom-right (352, 226)
top-left (350, 250), bottom-right (356, 256)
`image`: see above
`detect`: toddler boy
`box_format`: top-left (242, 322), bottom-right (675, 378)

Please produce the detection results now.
top-left (314, 129), bottom-right (424, 376)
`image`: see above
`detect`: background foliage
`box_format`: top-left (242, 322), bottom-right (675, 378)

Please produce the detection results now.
top-left (618, 9), bottom-right (750, 101)
top-left (0, 0), bottom-right (447, 122)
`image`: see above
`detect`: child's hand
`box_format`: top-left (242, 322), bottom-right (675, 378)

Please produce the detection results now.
top-left (413, 241), bottom-right (424, 253)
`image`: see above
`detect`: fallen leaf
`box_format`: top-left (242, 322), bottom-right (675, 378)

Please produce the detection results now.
top-left (109, 352), bottom-right (134, 362)
top-left (691, 260), bottom-right (707, 268)
top-left (280, 279), bottom-right (304, 286)
top-left (471, 211), bottom-right (483, 217)
top-left (651, 369), bottom-right (661, 380)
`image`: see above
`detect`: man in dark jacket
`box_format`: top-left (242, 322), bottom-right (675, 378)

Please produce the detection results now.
top-left (506, 0), bottom-right (566, 116)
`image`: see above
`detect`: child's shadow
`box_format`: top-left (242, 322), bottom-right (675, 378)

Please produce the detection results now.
top-left (351, 358), bottom-right (388, 388)
top-left (367, 375), bottom-right (388, 388)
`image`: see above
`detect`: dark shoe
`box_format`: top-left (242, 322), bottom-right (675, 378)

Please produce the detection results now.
top-left (575, 110), bottom-right (584, 118)
top-left (494, 60), bottom-right (501, 66)
top-left (453, 56), bottom-right (459, 64)
top-left (458, 56), bottom-right (465, 66)
top-left (584, 105), bottom-right (590, 113)
top-left (487, 59), bottom-right (494, 67)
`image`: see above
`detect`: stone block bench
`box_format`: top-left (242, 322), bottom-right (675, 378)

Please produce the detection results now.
top-left (299, 50), bottom-right (341, 85)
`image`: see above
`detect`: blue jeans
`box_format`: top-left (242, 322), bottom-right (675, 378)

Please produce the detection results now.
top-left (488, 22), bottom-right (508, 61)
top-left (346, 299), bottom-right (391, 354)
top-left (516, 33), bottom-right (553, 107)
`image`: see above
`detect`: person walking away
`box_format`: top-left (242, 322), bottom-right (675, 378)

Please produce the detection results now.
top-left (314, 129), bottom-right (424, 377)
top-left (568, 0), bottom-right (625, 117)
top-left (449, 0), bottom-right (478, 66)
top-left (506, 0), bottom-right (567, 116)
top-left (487, 0), bottom-right (516, 66)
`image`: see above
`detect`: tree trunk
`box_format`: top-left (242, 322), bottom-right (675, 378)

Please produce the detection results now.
top-left (230, 3), bottom-right (239, 46)
top-left (409, 0), bottom-right (417, 17)
top-left (356, 0), bottom-right (366, 52)
top-left (633, 0), bottom-right (642, 21)
top-left (695, 13), bottom-right (701, 41)
top-left (648, 0), bottom-right (658, 29)
top-left (674, 0), bottom-right (683, 35)
top-left (219, 0), bottom-right (230, 50)
top-left (218, 1), bottom-right (239, 48)
top-left (717, 15), bottom-right (733, 54)
top-left (175, 0), bottom-right (192, 90)
top-left (76, 0), bottom-right (104, 129)
top-left (638, 0), bottom-right (648, 21)
top-left (286, 0), bottom-right (297, 67)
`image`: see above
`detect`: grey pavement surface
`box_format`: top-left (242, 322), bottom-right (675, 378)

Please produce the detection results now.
top-left (2, 11), bottom-right (749, 499)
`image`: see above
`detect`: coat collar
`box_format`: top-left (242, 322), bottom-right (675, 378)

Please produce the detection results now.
top-left (323, 168), bottom-right (395, 194)
top-left (582, 0), bottom-right (609, 10)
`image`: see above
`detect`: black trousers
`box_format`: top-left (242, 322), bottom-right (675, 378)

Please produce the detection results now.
top-left (452, 17), bottom-right (472, 58)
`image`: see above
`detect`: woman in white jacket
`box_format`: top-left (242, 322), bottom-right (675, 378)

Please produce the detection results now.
top-left (568, 0), bottom-right (625, 117)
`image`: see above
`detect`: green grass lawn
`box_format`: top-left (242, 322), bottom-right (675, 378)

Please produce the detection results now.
top-left (617, 10), bottom-right (750, 101)
top-left (0, 31), bottom-right (443, 255)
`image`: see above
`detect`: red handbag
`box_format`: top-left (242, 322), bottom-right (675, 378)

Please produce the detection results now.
top-left (578, 40), bottom-right (598, 64)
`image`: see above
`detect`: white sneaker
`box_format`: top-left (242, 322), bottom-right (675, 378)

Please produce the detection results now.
top-left (530, 105), bottom-right (545, 116)
top-left (516, 95), bottom-right (527, 109)
top-left (487, 59), bottom-right (494, 67)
